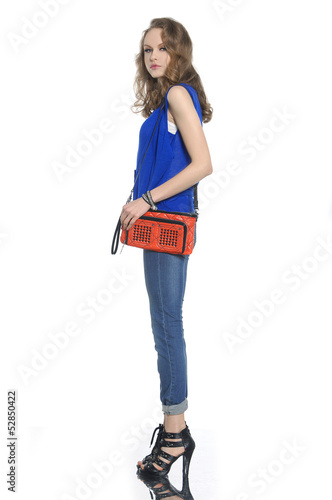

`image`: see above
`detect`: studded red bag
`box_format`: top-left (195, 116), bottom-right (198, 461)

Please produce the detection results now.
top-left (119, 208), bottom-right (197, 255)
top-left (111, 99), bottom-right (198, 255)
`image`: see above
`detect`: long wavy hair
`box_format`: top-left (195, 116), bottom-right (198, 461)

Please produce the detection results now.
top-left (131, 17), bottom-right (213, 123)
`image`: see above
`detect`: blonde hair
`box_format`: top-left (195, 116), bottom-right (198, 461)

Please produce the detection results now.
top-left (131, 17), bottom-right (213, 123)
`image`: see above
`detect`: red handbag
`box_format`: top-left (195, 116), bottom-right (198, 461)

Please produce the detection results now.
top-left (120, 209), bottom-right (197, 255)
top-left (111, 99), bottom-right (198, 255)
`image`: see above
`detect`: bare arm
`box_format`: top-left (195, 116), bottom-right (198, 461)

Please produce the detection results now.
top-left (150, 85), bottom-right (213, 202)
top-left (120, 85), bottom-right (213, 230)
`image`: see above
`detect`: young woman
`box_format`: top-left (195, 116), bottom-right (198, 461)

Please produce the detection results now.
top-left (119, 17), bottom-right (213, 487)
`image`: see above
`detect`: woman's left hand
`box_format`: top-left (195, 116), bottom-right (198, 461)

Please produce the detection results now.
top-left (120, 197), bottom-right (151, 230)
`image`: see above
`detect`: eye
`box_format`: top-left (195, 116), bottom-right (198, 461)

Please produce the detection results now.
top-left (144, 47), bottom-right (167, 53)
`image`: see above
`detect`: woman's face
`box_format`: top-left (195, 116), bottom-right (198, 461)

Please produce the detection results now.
top-left (143, 28), bottom-right (171, 79)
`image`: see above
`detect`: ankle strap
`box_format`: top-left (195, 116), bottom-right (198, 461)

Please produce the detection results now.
top-left (160, 438), bottom-right (184, 447)
top-left (162, 430), bottom-right (183, 439)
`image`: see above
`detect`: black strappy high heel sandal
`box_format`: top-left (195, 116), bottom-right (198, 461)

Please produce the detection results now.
top-left (137, 423), bottom-right (195, 498)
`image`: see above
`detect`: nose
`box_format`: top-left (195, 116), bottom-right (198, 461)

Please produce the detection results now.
top-left (150, 49), bottom-right (158, 61)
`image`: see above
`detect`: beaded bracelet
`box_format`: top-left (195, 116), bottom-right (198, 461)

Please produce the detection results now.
top-left (142, 191), bottom-right (158, 211)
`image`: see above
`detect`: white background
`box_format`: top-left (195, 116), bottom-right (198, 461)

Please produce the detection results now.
top-left (1, 0), bottom-right (332, 498)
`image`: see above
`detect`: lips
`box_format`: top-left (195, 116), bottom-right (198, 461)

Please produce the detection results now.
top-left (151, 65), bottom-right (161, 69)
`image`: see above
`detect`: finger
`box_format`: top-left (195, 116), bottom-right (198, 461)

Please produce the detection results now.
top-left (123, 216), bottom-right (133, 231)
top-left (120, 211), bottom-right (129, 226)
top-left (127, 216), bottom-right (138, 230)
top-left (120, 207), bottom-right (128, 225)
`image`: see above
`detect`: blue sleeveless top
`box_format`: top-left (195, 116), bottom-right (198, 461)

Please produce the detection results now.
top-left (132, 83), bottom-right (203, 213)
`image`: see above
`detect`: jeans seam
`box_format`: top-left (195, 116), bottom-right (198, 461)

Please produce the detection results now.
top-left (156, 251), bottom-right (175, 406)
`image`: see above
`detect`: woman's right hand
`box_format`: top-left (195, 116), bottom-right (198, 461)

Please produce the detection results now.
top-left (120, 197), bottom-right (151, 231)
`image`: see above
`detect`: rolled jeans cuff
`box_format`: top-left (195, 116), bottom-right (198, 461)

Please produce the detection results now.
top-left (162, 398), bottom-right (188, 415)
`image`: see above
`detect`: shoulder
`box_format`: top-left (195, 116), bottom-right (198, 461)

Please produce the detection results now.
top-left (167, 84), bottom-right (194, 100)
top-left (167, 85), bottom-right (195, 110)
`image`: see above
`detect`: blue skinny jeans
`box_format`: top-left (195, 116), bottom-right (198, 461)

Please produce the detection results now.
top-left (143, 228), bottom-right (196, 415)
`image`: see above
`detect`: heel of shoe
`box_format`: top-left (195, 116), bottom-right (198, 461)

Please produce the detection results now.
top-left (183, 447), bottom-right (194, 477)
top-left (181, 446), bottom-right (195, 498)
